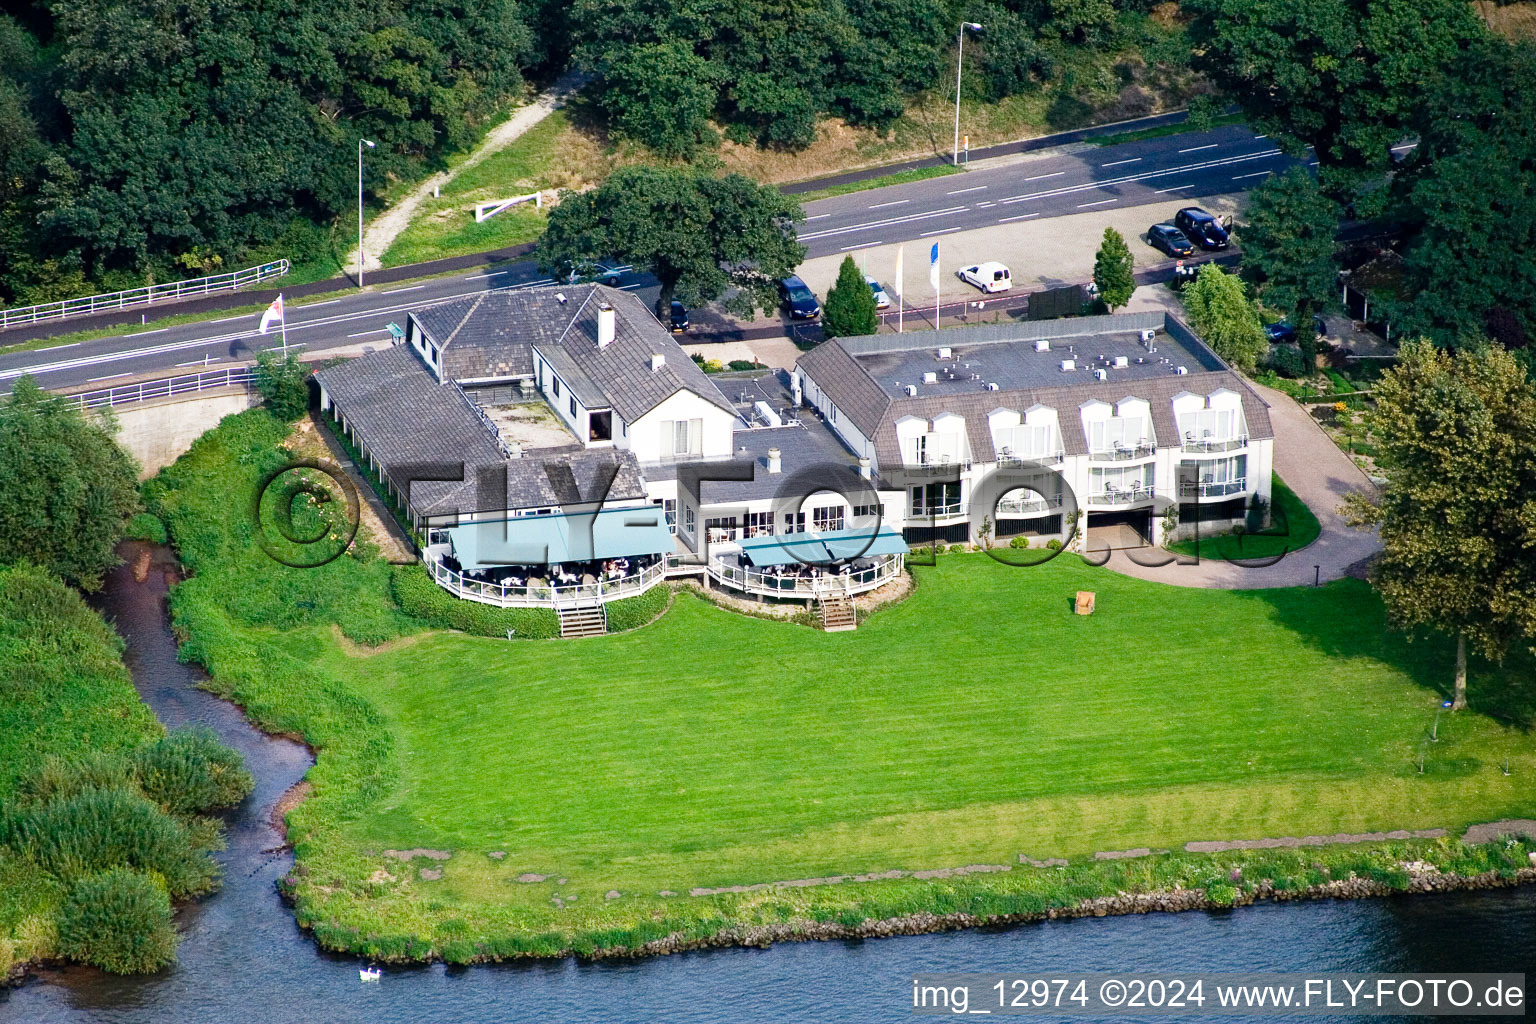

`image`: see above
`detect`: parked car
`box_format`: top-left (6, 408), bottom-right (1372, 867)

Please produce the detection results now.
top-left (667, 300), bottom-right (690, 333)
top-left (1264, 314), bottom-right (1328, 344)
top-left (562, 259), bottom-right (633, 286)
top-left (866, 277), bottom-right (892, 310)
top-left (779, 275), bottom-right (821, 319)
top-left (957, 262), bottom-right (1011, 293)
top-left (1147, 223), bottom-right (1196, 258)
top-left (1173, 207), bottom-right (1230, 250)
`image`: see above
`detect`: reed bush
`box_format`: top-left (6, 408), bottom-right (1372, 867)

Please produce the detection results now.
top-left (55, 868), bottom-right (178, 974)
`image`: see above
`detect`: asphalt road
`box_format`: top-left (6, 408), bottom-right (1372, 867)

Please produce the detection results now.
top-left (1, 122), bottom-right (1303, 394)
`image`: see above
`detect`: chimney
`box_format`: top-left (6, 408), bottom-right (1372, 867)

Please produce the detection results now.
top-left (650, 353), bottom-right (666, 372)
top-left (767, 447), bottom-right (782, 473)
top-left (858, 456), bottom-right (872, 479)
top-left (597, 304), bottom-right (616, 348)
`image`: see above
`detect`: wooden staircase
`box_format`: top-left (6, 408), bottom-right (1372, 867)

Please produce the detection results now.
top-left (818, 592), bottom-right (856, 632)
top-left (557, 602), bottom-right (608, 638)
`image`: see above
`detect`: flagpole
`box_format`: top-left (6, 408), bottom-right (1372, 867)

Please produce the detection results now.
top-left (895, 245), bottom-right (904, 334)
top-left (934, 240), bottom-right (940, 331)
top-left (280, 298), bottom-right (288, 358)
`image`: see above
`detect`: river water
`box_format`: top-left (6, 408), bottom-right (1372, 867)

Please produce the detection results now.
top-left (2, 543), bottom-right (1531, 1023)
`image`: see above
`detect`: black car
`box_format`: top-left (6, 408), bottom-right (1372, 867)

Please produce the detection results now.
top-left (1147, 223), bottom-right (1196, 258)
top-left (1264, 314), bottom-right (1328, 344)
top-left (1174, 207), bottom-right (1230, 250)
top-left (667, 300), bottom-right (690, 333)
top-left (779, 275), bottom-right (820, 319)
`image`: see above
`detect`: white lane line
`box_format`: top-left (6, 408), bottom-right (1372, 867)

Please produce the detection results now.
top-left (868, 198), bottom-right (910, 209)
top-left (87, 372), bottom-right (132, 382)
top-left (1179, 144), bottom-right (1219, 154)
top-left (298, 298), bottom-right (342, 308)
top-left (210, 313), bottom-right (253, 324)
top-left (1100, 157), bottom-right (1141, 168)
top-left (996, 147), bottom-right (1282, 205)
top-left (620, 283), bottom-right (645, 290)
top-left (805, 213), bottom-right (832, 220)
top-left (176, 357), bottom-right (222, 367)
top-left (997, 213), bottom-right (1040, 223)
top-left (382, 284), bottom-right (426, 294)
top-left (35, 342), bottom-right (81, 352)
top-left (975, 201), bottom-right (995, 208)
top-left (919, 227), bottom-right (960, 237)
top-left (1077, 198), bottom-right (1118, 208)
top-left (1232, 171), bottom-right (1271, 180)
top-left (1025, 171), bottom-right (1066, 181)
top-left (946, 185), bottom-right (988, 195)
top-left (1153, 184), bottom-right (1193, 193)
top-left (470, 270), bottom-right (513, 279)
top-left (347, 329), bottom-right (390, 338)
top-left (799, 205), bottom-right (969, 242)
top-left (839, 241), bottom-right (883, 251)
top-left (126, 328), bottom-right (169, 337)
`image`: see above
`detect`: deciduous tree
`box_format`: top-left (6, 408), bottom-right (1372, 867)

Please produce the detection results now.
top-left (1343, 341), bottom-right (1536, 709)
top-left (822, 255), bottom-right (878, 339)
top-left (1092, 227), bottom-right (1134, 311)
top-left (1181, 263), bottom-right (1267, 372)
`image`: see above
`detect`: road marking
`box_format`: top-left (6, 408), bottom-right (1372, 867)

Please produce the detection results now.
top-left (620, 283), bottom-right (645, 290)
top-left (35, 342), bottom-right (80, 352)
top-left (919, 227), bottom-right (961, 237)
top-left (976, 201), bottom-right (995, 208)
top-left (799, 205), bottom-right (968, 242)
top-left (805, 213), bottom-right (831, 220)
top-left (87, 372), bottom-right (132, 382)
top-left (126, 328), bottom-right (169, 336)
top-left (470, 270), bottom-right (513, 279)
top-left (1232, 171), bottom-right (1271, 180)
top-left (347, 329), bottom-right (390, 338)
top-left (298, 298), bottom-right (342, 308)
top-left (868, 198), bottom-right (910, 209)
top-left (839, 241), bottom-right (883, 250)
top-left (1099, 157), bottom-right (1141, 168)
top-left (1153, 184), bottom-right (1193, 193)
top-left (997, 213), bottom-right (1040, 223)
top-left (996, 148), bottom-right (1282, 206)
top-left (1179, 143), bottom-right (1219, 153)
top-left (946, 185), bottom-right (988, 195)
top-left (1025, 171), bottom-right (1065, 181)
top-left (177, 357), bottom-right (221, 367)
top-left (1076, 198), bottom-right (1118, 208)
top-left (382, 284), bottom-right (426, 294)
top-left (210, 313), bottom-right (253, 323)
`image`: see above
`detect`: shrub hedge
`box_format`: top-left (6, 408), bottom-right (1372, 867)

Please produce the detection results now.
top-left (56, 868), bottom-right (178, 975)
top-left (133, 728), bottom-right (256, 816)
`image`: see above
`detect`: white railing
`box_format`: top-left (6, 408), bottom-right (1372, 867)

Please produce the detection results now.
top-left (426, 552), bottom-right (675, 608)
top-left (998, 451), bottom-right (1065, 467)
top-left (1181, 434), bottom-right (1248, 453)
top-left (1089, 440), bottom-right (1157, 462)
top-left (910, 502), bottom-right (966, 519)
top-left (1179, 477), bottom-right (1248, 498)
top-left (1088, 485), bottom-right (1156, 506)
top-left (1, 260), bottom-right (289, 330)
top-left (59, 367), bottom-right (257, 411)
top-left (708, 554), bottom-right (904, 600)
top-left (996, 493), bottom-right (1064, 516)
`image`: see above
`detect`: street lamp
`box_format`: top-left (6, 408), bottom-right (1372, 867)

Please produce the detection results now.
top-left (358, 139), bottom-right (376, 288)
top-left (953, 22), bottom-right (983, 167)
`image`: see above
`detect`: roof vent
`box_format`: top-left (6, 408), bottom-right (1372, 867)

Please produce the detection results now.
top-left (923, 371), bottom-right (937, 384)
top-left (1034, 338), bottom-right (1050, 352)
top-left (905, 384), bottom-right (918, 396)
top-left (1136, 357), bottom-right (1145, 364)
top-left (1139, 328), bottom-right (1156, 343)
top-left (555, 292), bottom-right (567, 304)
top-left (650, 353), bottom-right (666, 372)
top-left (1113, 356), bottom-right (1129, 368)
top-left (985, 382), bottom-right (999, 391)
top-left (1093, 368), bottom-right (1108, 381)
top-left (767, 447), bottom-right (782, 474)
top-left (1060, 359), bottom-right (1076, 372)
top-left (937, 346), bottom-right (952, 359)
top-left (1175, 365), bottom-right (1189, 375)
top-left (597, 303), bottom-right (616, 348)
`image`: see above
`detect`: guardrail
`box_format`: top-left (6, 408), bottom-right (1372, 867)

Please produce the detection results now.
top-left (1089, 441), bottom-right (1158, 462)
top-left (708, 554), bottom-right (903, 600)
top-left (1087, 486), bottom-right (1156, 506)
top-left (1181, 435), bottom-right (1249, 453)
top-left (59, 367), bottom-right (258, 411)
top-left (1179, 477), bottom-right (1247, 498)
top-left (0, 260), bottom-right (289, 330)
top-left (426, 552), bottom-right (674, 608)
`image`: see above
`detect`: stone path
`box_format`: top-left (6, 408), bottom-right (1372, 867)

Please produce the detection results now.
top-left (349, 71), bottom-right (587, 275)
top-left (1102, 380), bottom-right (1382, 589)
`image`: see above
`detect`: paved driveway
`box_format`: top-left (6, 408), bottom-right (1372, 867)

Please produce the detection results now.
top-left (1100, 382), bottom-right (1381, 589)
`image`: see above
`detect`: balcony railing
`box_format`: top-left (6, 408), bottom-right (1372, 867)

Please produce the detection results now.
top-left (909, 502), bottom-right (966, 519)
top-left (1088, 441), bottom-right (1157, 462)
top-left (998, 450), bottom-right (1066, 467)
top-left (996, 493), bottom-right (1065, 516)
top-left (425, 551), bottom-right (676, 608)
top-left (709, 554), bottom-right (904, 601)
top-left (1179, 477), bottom-right (1248, 498)
top-left (1088, 485), bottom-right (1156, 506)
top-left (1181, 434), bottom-right (1249, 453)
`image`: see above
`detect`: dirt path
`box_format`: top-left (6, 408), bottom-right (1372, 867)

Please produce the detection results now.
top-left (351, 71), bottom-right (587, 275)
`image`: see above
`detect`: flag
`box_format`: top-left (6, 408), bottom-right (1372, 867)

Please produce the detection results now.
top-left (928, 243), bottom-right (940, 290)
top-left (259, 294), bottom-right (285, 335)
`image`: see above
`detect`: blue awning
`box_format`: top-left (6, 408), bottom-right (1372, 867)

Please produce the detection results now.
top-left (446, 507), bottom-right (674, 568)
top-left (736, 526), bottom-right (908, 567)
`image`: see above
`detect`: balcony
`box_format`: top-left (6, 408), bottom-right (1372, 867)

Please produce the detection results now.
top-left (425, 551), bottom-right (676, 608)
top-left (1178, 476), bottom-right (1248, 499)
top-left (1087, 484), bottom-right (1156, 507)
top-left (1181, 433), bottom-right (1248, 454)
top-left (909, 501), bottom-right (967, 519)
top-left (997, 449), bottom-right (1065, 467)
top-left (995, 493), bottom-right (1065, 516)
top-left (709, 553), bottom-right (905, 601)
top-left (1088, 440), bottom-right (1157, 462)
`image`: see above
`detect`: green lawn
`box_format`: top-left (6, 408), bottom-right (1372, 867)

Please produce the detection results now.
top-left (1167, 475), bottom-right (1322, 560)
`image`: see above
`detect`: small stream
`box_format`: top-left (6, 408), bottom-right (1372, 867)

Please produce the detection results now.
top-left (2, 541), bottom-right (1532, 1023)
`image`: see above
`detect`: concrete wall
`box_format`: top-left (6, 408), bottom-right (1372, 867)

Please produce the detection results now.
top-left (99, 387), bottom-right (261, 479)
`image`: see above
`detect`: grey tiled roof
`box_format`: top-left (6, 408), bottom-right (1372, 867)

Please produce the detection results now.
top-left (314, 343), bottom-right (646, 517)
top-left (797, 313), bottom-right (1274, 469)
